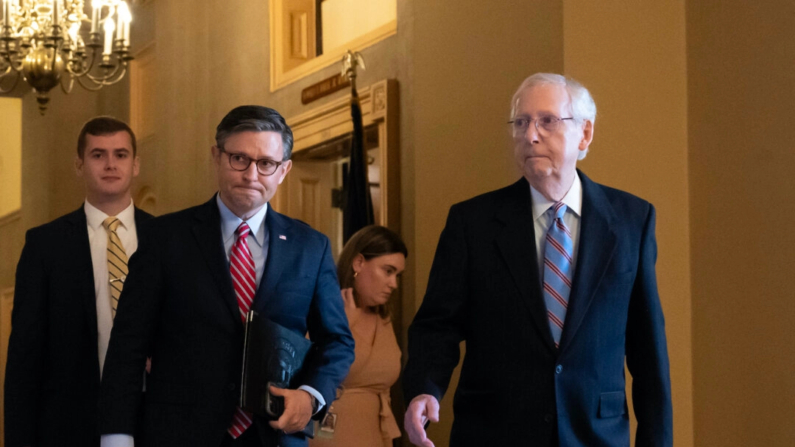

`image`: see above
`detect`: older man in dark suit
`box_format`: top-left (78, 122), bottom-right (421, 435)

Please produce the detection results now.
top-left (5, 117), bottom-right (153, 447)
top-left (403, 73), bottom-right (673, 447)
top-left (98, 106), bottom-right (355, 447)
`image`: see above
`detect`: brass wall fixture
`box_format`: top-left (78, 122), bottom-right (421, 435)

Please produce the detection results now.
top-left (0, 0), bottom-right (133, 114)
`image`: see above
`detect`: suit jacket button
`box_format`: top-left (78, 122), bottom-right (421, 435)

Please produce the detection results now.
top-left (228, 383), bottom-right (236, 391)
top-left (555, 364), bottom-right (563, 374)
top-left (544, 414), bottom-right (553, 423)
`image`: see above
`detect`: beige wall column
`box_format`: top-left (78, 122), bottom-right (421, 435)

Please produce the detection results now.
top-left (688, 1), bottom-right (795, 445)
top-left (410, 0), bottom-right (564, 443)
top-left (563, 1), bottom-right (693, 445)
top-left (153, 1), bottom-right (216, 212)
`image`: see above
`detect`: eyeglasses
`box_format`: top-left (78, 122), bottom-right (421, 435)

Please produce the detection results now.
top-left (508, 115), bottom-right (575, 136)
top-left (218, 147), bottom-right (284, 176)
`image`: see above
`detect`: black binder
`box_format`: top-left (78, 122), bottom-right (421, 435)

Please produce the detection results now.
top-left (240, 310), bottom-right (315, 437)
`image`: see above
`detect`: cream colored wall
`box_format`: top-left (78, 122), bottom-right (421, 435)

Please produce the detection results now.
top-left (321, 0), bottom-right (396, 52)
top-left (0, 98), bottom-right (22, 218)
top-left (563, 1), bottom-right (693, 446)
top-left (688, 1), bottom-right (795, 445)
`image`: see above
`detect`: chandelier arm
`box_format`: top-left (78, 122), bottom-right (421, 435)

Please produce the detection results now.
top-left (70, 48), bottom-right (104, 77)
top-left (0, 71), bottom-right (20, 93)
top-left (83, 61), bottom-right (125, 85)
top-left (75, 73), bottom-right (106, 91)
top-left (100, 64), bottom-right (128, 86)
top-left (62, 49), bottom-right (95, 78)
top-left (60, 75), bottom-right (75, 94)
top-left (8, 56), bottom-right (24, 72)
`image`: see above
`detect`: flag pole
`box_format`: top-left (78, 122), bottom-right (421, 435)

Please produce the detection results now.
top-left (340, 50), bottom-right (374, 243)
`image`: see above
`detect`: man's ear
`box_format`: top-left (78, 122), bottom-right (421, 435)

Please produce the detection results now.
top-left (133, 155), bottom-right (140, 178)
top-left (211, 145), bottom-right (222, 166)
top-left (579, 120), bottom-right (594, 151)
top-left (75, 156), bottom-right (84, 177)
top-left (277, 160), bottom-right (292, 185)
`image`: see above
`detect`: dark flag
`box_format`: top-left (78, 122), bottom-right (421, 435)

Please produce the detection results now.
top-left (342, 85), bottom-right (374, 243)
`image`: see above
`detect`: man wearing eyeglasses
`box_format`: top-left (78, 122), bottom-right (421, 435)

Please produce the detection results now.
top-left (98, 105), bottom-right (354, 447)
top-left (5, 117), bottom-right (153, 447)
top-left (403, 73), bottom-right (672, 447)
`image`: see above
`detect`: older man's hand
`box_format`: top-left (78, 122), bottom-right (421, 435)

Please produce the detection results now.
top-left (405, 394), bottom-right (439, 447)
top-left (267, 386), bottom-right (314, 434)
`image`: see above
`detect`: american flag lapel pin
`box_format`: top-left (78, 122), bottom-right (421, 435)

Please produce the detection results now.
top-left (279, 235), bottom-right (287, 240)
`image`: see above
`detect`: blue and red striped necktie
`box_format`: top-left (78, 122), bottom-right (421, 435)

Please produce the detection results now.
top-left (542, 202), bottom-right (574, 348)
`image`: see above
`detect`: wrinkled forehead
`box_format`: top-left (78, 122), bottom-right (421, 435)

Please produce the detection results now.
top-left (513, 83), bottom-right (573, 117)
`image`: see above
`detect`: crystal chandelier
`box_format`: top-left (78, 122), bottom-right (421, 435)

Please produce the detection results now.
top-left (0, 0), bottom-right (133, 114)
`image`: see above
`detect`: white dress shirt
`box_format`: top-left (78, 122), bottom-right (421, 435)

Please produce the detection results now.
top-left (84, 199), bottom-right (138, 378)
top-left (530, 173), bottom-right (583, 277)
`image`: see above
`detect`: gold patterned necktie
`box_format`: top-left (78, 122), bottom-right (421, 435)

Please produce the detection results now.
top-left (103, 216), bottom-right (128, 319)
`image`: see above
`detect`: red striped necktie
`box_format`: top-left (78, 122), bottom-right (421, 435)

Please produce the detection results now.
top-left (228, 222), bottom-right (255, 438)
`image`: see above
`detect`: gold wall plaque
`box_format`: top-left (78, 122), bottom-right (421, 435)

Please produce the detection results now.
top-left (301, 74), bottom-right (351, 105)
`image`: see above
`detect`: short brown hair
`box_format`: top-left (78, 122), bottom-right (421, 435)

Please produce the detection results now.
top-left (77, 116), bottom-right (137, 158)
top-left (337, 225), bottom-right (408, 318)
top-left (215, 105), bottom-right (294, 160)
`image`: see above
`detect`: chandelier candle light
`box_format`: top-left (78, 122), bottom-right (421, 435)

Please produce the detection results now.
top-left (0, 0), bottom-right (133, 114)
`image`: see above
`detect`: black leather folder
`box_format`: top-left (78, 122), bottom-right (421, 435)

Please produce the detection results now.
top-left (240, 310), bottom-right (314, 436)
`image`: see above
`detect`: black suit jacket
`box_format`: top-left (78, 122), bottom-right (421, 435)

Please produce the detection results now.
top-left (98, 196), bottom-right (355, 447)
top-left (4, 205), bottom-right (153, 447)
top-left (403, 172), bottom-right (673, 446)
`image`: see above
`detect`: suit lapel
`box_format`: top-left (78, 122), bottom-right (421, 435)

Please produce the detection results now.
top-left (67, 207), bottom-right (100, 340)
top-left (191, 197), bottom-right (241, 324)
top-left (253, 207), bottom-right (295, 312)
top-left (133, 206), bottom-right (153, 224)
top-left (559, 171), bottom-right (617, 351)
top-left (494, 179), bottom-right (557, 354)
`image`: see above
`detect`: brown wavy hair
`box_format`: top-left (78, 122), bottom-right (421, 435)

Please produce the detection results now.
top-left (337, 225), bottom-right (408, 318)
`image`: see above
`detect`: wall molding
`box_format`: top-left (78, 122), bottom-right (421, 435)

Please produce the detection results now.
top-left (0, 210), bottom-right (21, 228)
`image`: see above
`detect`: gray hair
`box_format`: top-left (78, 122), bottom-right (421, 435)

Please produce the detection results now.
top-left (510, 73), bottom-right (596, 160)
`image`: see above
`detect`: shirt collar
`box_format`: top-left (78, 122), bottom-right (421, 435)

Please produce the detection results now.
top-left (530, 173), bottom-right (583, 221)
top-left (84, 199), bottom-right (135, 230)
top-left (216, 194), bottom-right (268, 247)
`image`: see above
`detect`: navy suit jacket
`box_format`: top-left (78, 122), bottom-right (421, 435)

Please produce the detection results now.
top-left (4, 205), bottom-right (153, 447)
top-left (403, 172), bottom-right (672, 446)
top-left (98, 196), bottom-right (354, 447)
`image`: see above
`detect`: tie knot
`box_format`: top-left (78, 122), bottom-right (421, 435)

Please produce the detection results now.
top-left (551, 202), bottom-right (567, 220)
top-left (236, 222), bottom-right (251, 239)
top-left (103, 216), bottom-right (121, 232)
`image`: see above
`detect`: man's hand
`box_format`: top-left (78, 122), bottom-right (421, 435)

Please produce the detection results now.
top-left (267, 386), bottom-right (313, 434)
top-left (405, 394), bottom-right (440, 447)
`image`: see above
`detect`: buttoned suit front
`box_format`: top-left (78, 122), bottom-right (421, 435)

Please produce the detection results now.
top-left (403, 171), bottom-right (672, 446)
top-left (98, 196), bottom-right (355, 447)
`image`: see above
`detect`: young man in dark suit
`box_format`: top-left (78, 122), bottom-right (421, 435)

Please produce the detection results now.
top-left (98, 106), bottom-right (355, 447)
top-left (403, 73), bottom-right (673, 447)
top-left (5, 117), bottom-right (154, 447)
